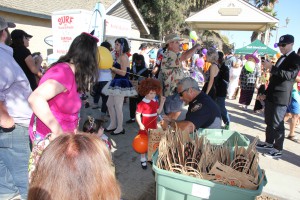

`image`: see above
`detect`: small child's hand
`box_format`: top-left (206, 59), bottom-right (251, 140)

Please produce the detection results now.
top-left (139, 124), bottom-right (145, 130)
top-left (97, 127), bottom-right (104, 137)
top-left (160, 96), bottom-right (166, 102)
top-left (162, 115), bottom-right (171, 122)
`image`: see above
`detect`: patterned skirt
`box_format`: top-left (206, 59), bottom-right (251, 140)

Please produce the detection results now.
top-left (102, 78), bottom-right (137, 97)
top-left (239, 89), bottom-right (255, 106)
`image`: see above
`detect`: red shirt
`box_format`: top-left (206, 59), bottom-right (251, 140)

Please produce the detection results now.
top-left (136, 98), bottom-right (159, 130)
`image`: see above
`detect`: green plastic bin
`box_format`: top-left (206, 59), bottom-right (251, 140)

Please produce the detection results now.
top-left (195, 129), bottom-right (250, 160)
top-left (152, 129), bottom-right (267, 200)
top-left (195, 129), bottom-right (250, 147)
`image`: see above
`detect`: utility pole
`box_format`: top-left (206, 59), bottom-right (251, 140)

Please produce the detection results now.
top-left (275, 17), bottom-right (290, 43)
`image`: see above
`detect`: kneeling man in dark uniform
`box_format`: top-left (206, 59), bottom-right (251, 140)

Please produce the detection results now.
top-left (164, 77), bottom-right (221, 132)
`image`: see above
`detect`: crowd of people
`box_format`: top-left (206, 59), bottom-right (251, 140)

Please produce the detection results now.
top-left (0, 16), bottom-right (119, 200)
top-left (1, 14), bottom-right (300, 199)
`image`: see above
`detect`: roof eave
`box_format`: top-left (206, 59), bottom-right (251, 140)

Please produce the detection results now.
top-left (0, 6), bottom-right (50, 19)
top-left (122, 0), bottom-right (150, 35)
top-left (187, 22), bottom-right (276, 32)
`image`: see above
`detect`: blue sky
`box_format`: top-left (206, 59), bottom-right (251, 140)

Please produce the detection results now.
top-left (222, 0), bottom-right (300, 53)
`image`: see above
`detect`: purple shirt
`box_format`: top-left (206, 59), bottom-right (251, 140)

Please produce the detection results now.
top-left (29, 63), bottom-right (81, 141)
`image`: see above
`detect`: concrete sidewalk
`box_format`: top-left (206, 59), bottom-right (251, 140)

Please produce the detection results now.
top-left (80, 96), bottom-right (300, 200)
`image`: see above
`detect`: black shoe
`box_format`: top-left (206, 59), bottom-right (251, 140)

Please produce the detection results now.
top-left (263, 149), bottom-right (282, 159)
top-left (104, 128), bottom-right (116, 132)
top-left (92, 105), bottom-right (100, 109)
top-left (84, 102), bottom-right (90, 108)
top-left (126, 118), bottom-right (135, 124)
top-left (256, 143), bottom-right (273, 150)
top-left (80, 95), bottom-right (88, 100)
top-left (111, 129), bottom-right (125, 135)
top-left (141, 161), bottom-right (147, 170)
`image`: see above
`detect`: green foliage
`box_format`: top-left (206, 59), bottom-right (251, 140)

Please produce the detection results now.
top-left (221, 35), bottom-right (229, 44)
top-left (134, 0), bottom-right (220, 40)
top-left (135, 0), bottom-right (189, 40)
top-left (249, 0), bottom-right (278, 42)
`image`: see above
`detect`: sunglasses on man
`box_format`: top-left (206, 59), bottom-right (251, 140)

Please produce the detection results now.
top-left (278, 43), bottom-right (288, 47)
top-left (178, 88), bottom-right (189, 97)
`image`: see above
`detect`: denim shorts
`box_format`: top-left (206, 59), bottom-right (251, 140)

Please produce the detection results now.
top-left (287, 98), bottom-right (300, 114)
top-left (164, 93), bottom-right (183, 114)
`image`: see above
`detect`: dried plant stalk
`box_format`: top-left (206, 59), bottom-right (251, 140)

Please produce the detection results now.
top-left (155, 128), bottom-right (263, 190)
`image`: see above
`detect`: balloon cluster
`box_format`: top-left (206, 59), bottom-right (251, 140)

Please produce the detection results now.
top-left (182, 43), bottom-right (189, 51)
top-left (245, 61), bottom-right (255, 73)
top-left (189, 31), bottom-right (198, 44)
top-left (196, 58), bottom-right (204, 68)
top-left (202, 48), bottom-right (207, 55)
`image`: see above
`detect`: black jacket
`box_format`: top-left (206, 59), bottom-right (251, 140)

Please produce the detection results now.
top-left (216, 62), bottom-right (230, 97)
top-left (266, 51), bottom-right (300, 105)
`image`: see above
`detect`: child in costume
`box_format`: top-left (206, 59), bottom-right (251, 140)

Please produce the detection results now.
top-left (83, 116), bottom-right (111, 150)
top-left (136, 78), bottom-right (166, 169)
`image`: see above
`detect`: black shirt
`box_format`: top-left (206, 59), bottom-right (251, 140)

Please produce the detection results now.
top-left (185, 92), bottom-right (221, 129)
top-left (12, 45), bottom-right (37, 90)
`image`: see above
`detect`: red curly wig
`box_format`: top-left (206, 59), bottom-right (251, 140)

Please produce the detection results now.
top-left (138, 78), bottom-right (162, 96)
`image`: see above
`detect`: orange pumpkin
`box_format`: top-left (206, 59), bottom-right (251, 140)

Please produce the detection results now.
top-left (132, 130), bottom-right (148, 154)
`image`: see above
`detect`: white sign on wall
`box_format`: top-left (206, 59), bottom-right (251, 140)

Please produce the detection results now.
top-left (52, 9), bottom-right (92, 55)
top-left (105, 15), bottom-right (131, 37)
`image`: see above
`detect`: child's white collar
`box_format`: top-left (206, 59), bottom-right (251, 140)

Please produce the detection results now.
top-left (142, 97), bottom-right (157, 103)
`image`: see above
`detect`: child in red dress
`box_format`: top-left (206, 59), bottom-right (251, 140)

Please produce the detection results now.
top-left (136, 78), bottom-right (165, 169)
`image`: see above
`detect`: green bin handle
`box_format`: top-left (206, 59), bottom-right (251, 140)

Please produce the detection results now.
top-left (240, 133), bottom-right (250, 144)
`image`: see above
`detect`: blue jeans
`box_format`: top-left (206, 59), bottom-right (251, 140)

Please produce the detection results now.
top-left (215, 97), bottom-right (230, 125)
top-left (0, 124), bottom-right (30, 200)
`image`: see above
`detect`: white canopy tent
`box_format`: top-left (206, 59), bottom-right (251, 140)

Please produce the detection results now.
top-left (185, 0), bottom-right (278, 44)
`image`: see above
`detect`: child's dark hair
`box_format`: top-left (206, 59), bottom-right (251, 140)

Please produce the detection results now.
top-left (100, 41), bottom-right (112, 51)
top-left (82, 116), bottom-right (104, 133)
top-left (132, 53), bottom-right (139, 63)
top-left (138, 78), bottom-right (162, 96)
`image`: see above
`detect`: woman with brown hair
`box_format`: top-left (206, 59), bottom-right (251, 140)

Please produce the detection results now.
top-left (28, 134), bottom-right (121, 200)
top-left (28, 32), bottom-right (99, 143)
